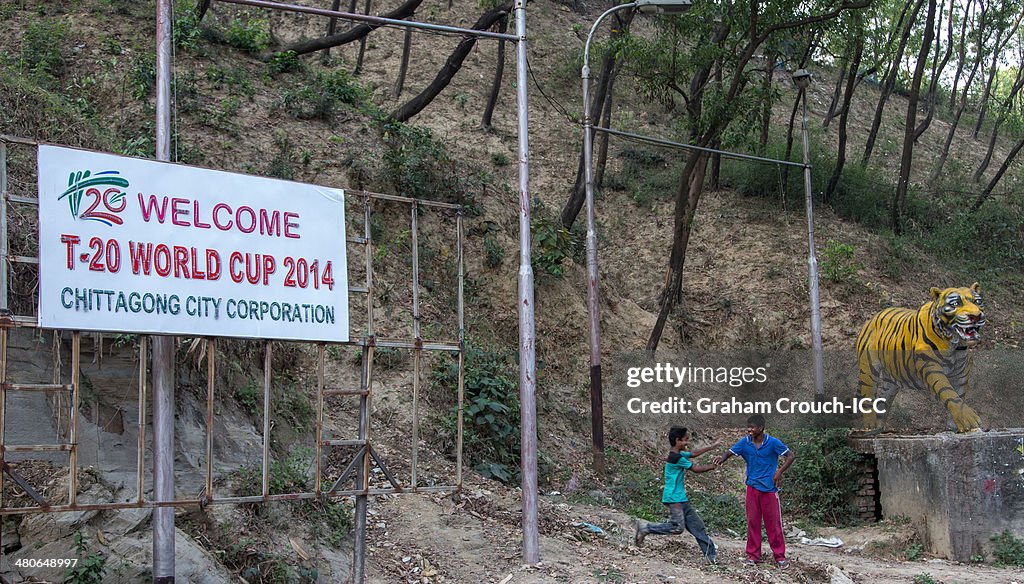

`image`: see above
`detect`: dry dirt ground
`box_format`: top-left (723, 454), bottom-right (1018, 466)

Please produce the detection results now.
top-left (361, 474), bottom-right (1024, 584)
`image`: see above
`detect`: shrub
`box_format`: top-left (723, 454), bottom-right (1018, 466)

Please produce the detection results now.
top-left (531, 214), bottom-right (583, 278)
top-left (173, 1), bottom-right (204, 53)
top-left (380, 121), bottom-right (466, 203)
top-left (64, 532), bottom-right (106, 584)
top-left (268, 50), bottom-right (302, 74)
top-left (224, 14), bottom-right (271, 52)
top-left (991, 530), bottom-right (1024, 566)
top-left (432, 342), bottom-right (520, 482)
top-left (21, 19), bottom-right (66, 85)
top-left (280, 69), bottom-right (368, 121)
top-left (689, 491), bottom-right (746, 535)
top-left (821, 239), bottom-right (861, 284)
top-left (775, 429), bottom-right (861, 525)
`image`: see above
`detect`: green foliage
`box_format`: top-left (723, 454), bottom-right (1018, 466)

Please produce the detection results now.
top-left (775, 429), bottom-right (861, 526)
top-left (130, 53), bottom-right (156, 100)
top-left (379, 120), bottom-right (467, 204)
top-left (991, 530), bottom-right (1024, 566)
top-left (173, 1), bottom-right (204, 53)
top-left (64, 532), bottom-right (106, 584)
top-left (912, 573), bottom-right (936, 584)
top-left (269, 447), bottom-right (312, 494)
top-left (235, 381), bottom-right (260, 416)
top-left (433, 342), bottom-right (520, 482)
top-left (268, 50), bottom-right (302, 74)
top-left (821, 239), bottom-right (861, 284)
top-left (606, 148), bottom-right (679, 209)
top-left (21, 19), bottom-right (66, 85)
top-left (531, 210), bottom-right (582, 278)
top-left (224, 14), bottom-right (271, 52)
top-left (905, 543), bottom-right (925, 561)
top-left (116, 135), bottom-right (154, 158)
top-left (880, 234), bottom-right (909, 281)
top-left (266, 132), bottom-right (297, 180)
top-left (689, 491), bottom-right (747, 535)
top-left (483, 228), bottom-right (504, 268)
top-left (320, 499), bottom-right (353, 547)
top-left (280, 69), bottom-right (368, 121)
top-left (205, 65), bottom-right (255, 96)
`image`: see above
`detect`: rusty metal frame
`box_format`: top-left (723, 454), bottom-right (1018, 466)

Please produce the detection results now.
top-left (0, 137), bottom-right (466, 523)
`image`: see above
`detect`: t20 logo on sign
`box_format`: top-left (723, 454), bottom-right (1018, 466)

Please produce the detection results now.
top-left (57, 169), bottom-right (129, 226)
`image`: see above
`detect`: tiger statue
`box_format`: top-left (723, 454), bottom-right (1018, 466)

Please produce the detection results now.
top-left (856, 283), bottom-right (985, 433)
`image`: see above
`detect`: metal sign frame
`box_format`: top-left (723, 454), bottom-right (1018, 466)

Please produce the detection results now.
top-left (0, 136), bottom-right (466, 576)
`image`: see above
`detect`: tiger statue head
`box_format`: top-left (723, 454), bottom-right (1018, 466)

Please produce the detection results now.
top-left (929, 283), bottom-right (985, 347)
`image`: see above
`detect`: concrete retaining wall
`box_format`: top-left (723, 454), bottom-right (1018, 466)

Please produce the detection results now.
top-left (868, 430), bottom-right (1024, 561)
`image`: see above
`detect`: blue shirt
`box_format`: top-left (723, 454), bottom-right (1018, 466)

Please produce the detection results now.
top-left (662, 451), bottom-right (693, 503)
top-left (729, 434), bottom-right (790, 493)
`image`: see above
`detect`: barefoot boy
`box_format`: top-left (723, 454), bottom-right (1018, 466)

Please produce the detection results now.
top-left (634, 426), bottom-right (718, 563)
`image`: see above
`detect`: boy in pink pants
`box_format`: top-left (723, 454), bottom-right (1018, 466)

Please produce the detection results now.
top-left (715, 415), bottom-right (796, 567)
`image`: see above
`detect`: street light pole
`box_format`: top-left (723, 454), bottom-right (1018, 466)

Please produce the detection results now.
top-left (581, 0), bottom-right (691, 474)
top-left (793, 68), bottom-right (825, 403)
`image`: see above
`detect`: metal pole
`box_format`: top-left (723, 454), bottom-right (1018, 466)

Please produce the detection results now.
top-left (154, 0), bottom-right (176, 580)
top-left (0, 141), bottom-right (8, 310)
top-left (581, 3), bottom-right (634, 477)
top-left (352, 194), bottom-right (375, 583)
top-left (513, 0), bottom-right (538, 565)
top-left (799, 88), bottom-right (825, 402)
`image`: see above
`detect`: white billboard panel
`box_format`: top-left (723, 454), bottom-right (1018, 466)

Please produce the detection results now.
top-left (37, 145), bottom-right (349, 342)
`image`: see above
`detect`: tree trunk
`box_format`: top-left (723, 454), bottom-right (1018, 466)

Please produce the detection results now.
top-left (931, 5), bottom-right (988, 181)
top-left (914, 0), bottom-right (955, 142)
top-left (390, 2), bottom-right (512, 122)
top-left (594, 63), bottom-right (619, 190)
top-left (972, 12), bottom-right (1023, 138)
top-left (782, 89), bottom-right (802, 194)
top-left (759, 51), bottom-right (776, 152)
top-left (972, 133), bottom-right (1024, 212)
top-left (709, 61), bottom-right (724, 190)
top-left (196, 0), bottom-right (212, 21)
top-left (354, 0), bottom-right (373, 75)
top-left (480, 15), bottom-right (509, 131)
top-left (321, 0), bottom-right (343, 63)
top-left (892, 0), bottom-right (936, 235)
top-left (947, 1), bottom-right (974, 115)
top-left (783, 37), bottom-right (817, 190)
top-left (973, 62), bottom-right (1024, 181)
top-left (822, 62), bottom-right (846, 129)
top-left (393, 28), bottom-right (413, 98)
top-left (647, 151), bottom-right (709, 351)
top-left (559, 11), bottom-right (635, 229)
top-left (825, 16), bottom-right (863, 202)
top-left (862, 0), bottom-right (927, 166)
top-left (280, 0), bottom-right (424, 57)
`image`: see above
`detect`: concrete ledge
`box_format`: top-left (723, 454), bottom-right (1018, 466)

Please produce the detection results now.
top-left (863, 429), bottom-right (1024, 560)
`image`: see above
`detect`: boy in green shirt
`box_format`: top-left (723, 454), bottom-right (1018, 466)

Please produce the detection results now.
top-left (634, 426), bottom-right (719, 564)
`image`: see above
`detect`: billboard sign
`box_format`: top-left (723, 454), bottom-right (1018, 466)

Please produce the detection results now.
top-left (37, 145), bottom-right (349, 342)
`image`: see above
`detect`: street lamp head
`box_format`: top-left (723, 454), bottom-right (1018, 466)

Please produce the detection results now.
top-left (792, 69), bottom-right (812, 90)
top-left (635, 0), bottom-right (693, 15)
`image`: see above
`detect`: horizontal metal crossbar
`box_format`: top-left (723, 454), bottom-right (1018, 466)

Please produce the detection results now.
top-left (4, 383), bottom-right (72, 392)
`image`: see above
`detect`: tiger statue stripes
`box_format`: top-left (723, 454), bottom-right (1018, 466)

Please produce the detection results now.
top-left (856, 283), bottom-right (986, 433)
